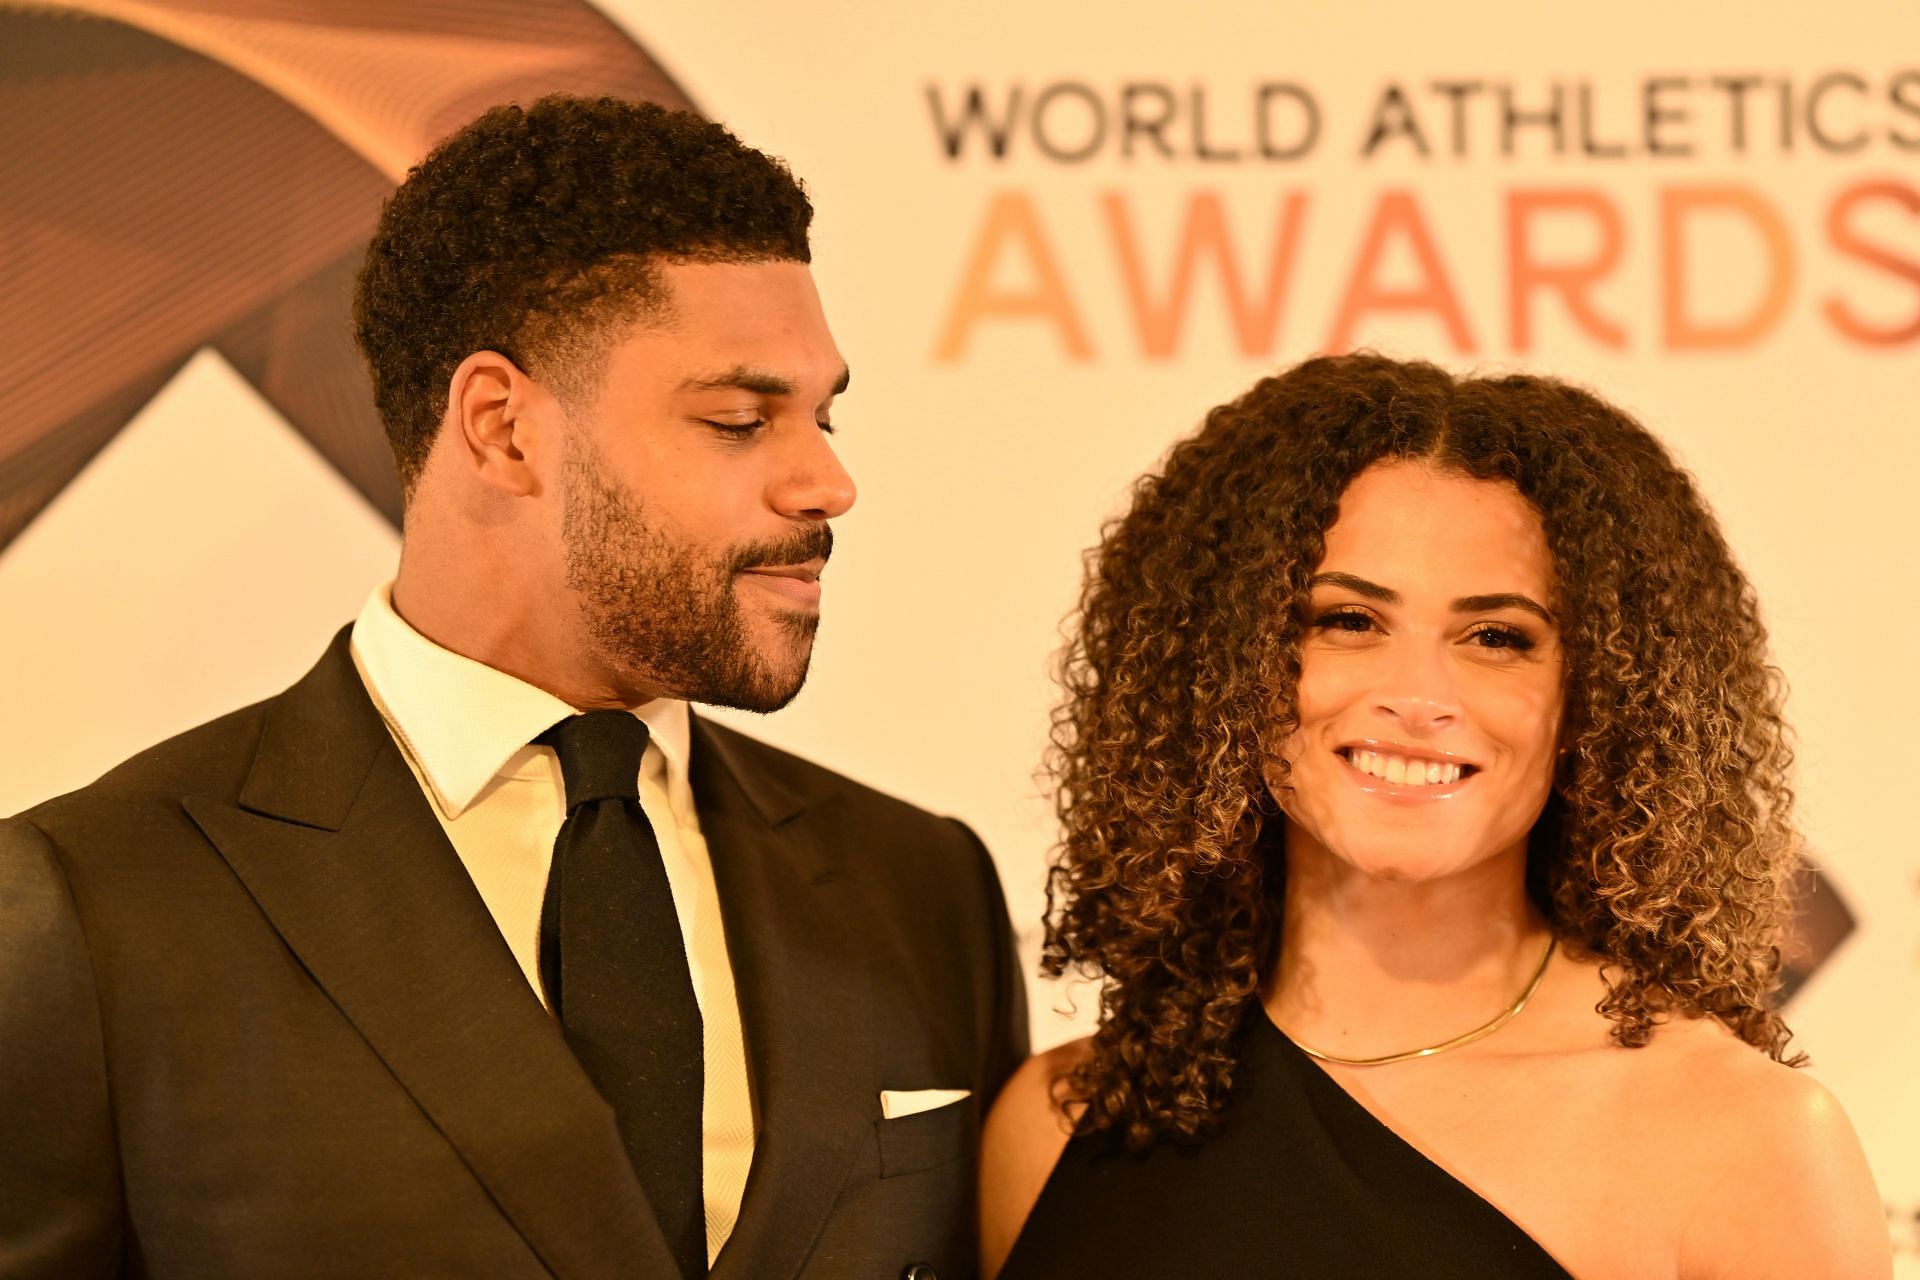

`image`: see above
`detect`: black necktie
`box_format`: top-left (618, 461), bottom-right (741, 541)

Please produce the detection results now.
top-left (537, 711), bottom-right (705, 1277)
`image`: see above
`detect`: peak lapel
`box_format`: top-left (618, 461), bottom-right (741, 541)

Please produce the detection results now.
top-left (184, 630), bottom-right (678, 1279)
top-left (692, 721), bottom-right (875, 1280)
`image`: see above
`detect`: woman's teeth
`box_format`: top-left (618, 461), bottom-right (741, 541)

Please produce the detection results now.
top-left (1345, 749), bottom-right (1464, 787)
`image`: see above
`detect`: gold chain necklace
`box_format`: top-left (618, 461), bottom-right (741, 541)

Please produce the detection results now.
top-left (1289, 937), bottom-right (1557, 1067)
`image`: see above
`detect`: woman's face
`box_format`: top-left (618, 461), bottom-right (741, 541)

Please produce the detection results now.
top-left (1273, 460), bottom-right (1565, 884)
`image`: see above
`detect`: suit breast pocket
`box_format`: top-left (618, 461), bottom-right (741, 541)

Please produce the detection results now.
top-left (873, 1097), bottom-right (973, 1179)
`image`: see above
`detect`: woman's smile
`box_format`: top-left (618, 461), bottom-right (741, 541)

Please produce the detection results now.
top-left (1337, 743), bottom-right (1477, 797)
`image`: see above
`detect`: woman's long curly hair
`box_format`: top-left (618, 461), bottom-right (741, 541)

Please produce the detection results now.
top-left (1044, 353), bottom-right (1803, 1151)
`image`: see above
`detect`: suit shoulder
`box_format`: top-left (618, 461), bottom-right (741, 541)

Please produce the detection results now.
top-left (10, 698), bottom-right (271, 826)
top-left (700, 718), bottom-right (969, 837)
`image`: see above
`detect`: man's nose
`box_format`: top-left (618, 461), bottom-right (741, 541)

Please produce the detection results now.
top-left (774, 425), bottom-right (856, 520)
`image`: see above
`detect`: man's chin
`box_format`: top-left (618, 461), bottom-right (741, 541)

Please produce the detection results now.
top-left (710, 677), bottom-right (806, 715)
top-left (746, 611), bottom-right (818, 669)
top-left (699, 646), bottom-right (813, 715)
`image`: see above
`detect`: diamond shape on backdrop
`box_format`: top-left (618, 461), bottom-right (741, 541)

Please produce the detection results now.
top-left (0, 0), bottom-right (698, 553)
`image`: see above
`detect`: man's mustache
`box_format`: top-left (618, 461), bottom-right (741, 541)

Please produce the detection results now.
top-left (729, 525), bottom-right (834, 573)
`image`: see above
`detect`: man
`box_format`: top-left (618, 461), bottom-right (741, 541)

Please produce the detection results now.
top-left (1, 97), bottom-right (1027, 1278)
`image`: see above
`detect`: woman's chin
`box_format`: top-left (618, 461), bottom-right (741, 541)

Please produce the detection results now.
top-left (1325, 840), bottom-right (1486, 885)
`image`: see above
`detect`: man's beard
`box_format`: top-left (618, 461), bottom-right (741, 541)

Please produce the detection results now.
top-left (560, 439), bottom-right (830, 713)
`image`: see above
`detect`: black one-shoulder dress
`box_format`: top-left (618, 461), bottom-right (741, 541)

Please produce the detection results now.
top-left (998, 1007), bottom-right (1572, 1278)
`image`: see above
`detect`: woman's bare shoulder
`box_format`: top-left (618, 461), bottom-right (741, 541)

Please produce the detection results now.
top-left (979, 1036), bottom-right (1095, 1280)
top-left (1631, 1021), bottom-right (1891, 1279)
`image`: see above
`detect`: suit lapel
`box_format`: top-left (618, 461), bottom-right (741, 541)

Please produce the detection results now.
top-left (182, 630), bottom-right (679, 1280)
top-left (693, 720), bottom-right (874, 1280)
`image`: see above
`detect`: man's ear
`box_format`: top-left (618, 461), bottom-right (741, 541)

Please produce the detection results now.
top-left (444, 349), bottom-right (551, 498)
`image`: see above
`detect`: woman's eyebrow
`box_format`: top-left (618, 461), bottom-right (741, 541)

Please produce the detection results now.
top-left (1310, 574), bottom-right (1556, 626)
top-left (1452, 592), bottom-right (1556, 625)
top-left (1309, 571), bottom-right (1396, 602)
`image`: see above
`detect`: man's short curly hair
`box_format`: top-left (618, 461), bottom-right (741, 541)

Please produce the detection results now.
top-left (1045, 353), bottom-right (1803, 1151)
top-left (353, 95), bottom-right (812, 494)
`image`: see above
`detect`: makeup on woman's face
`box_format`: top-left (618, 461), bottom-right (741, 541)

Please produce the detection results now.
top-left (1273, 460), bottom-right (1565, 885)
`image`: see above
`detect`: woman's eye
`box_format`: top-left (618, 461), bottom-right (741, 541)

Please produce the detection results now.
top-left (1312, 610), bottom-right (1375, 634)
top-left (1468, 624), bottom-right (1535, 652)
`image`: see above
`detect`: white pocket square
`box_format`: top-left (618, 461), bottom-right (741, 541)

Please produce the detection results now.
top-left (879, 1088), bottom-right (971, 1119)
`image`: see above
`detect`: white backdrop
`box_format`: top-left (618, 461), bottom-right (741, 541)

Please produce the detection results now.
top-left (3, 0), bottom-right (1916, 1263)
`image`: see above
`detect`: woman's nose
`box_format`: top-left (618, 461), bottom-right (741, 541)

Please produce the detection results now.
top-left (1372, 638), bottom-right (1461, 731)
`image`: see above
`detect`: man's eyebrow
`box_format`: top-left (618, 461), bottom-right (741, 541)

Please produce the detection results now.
top-left (680, 367), bottom-right (792, 396)
top-left (1309, 574), bottom-right (1556, 625)
top-left (678, 364), bottom-right (852, 399)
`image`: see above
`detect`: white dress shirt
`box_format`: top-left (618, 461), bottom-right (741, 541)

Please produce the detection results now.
top-left (349, 582), bottom-right (753, 1265)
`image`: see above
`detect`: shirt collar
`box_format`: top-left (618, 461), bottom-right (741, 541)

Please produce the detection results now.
top-left (349, 581), bottom-right (694, 820)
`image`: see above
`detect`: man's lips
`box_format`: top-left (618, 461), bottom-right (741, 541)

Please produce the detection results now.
top-left (737, 558), bottom-right (825, 605)
top-left (739, 558), bottom-right (824, 583)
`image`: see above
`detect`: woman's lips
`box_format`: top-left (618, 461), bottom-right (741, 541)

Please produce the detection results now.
top-left (1337, 746), bottom-right (1478, 799)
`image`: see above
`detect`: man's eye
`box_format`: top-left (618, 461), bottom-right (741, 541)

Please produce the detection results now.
top-left (703, 418), bottom-right (767, 437)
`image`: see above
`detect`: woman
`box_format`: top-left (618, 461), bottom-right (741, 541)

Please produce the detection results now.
top-left (981, 355), bottom-right (1889, 1278)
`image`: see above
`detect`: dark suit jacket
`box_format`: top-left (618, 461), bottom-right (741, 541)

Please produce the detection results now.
top-left (0, 630), bottom-right (1028, 1278)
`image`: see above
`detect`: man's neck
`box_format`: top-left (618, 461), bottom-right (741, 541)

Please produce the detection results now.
top-left (390, 562), bottom-right (667, 712)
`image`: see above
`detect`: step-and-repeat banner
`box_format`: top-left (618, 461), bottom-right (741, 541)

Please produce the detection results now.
top-left (3, 0), bottom-right (1915, 1261)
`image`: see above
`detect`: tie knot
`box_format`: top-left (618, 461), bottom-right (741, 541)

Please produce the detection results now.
top-left (537, 710), bottom-right (650, 809)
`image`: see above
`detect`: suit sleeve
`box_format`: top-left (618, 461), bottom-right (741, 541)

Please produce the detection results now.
top-left (947, 820), bottom-right (1029, 1106)
top-left (0, 820), bottom-right (123, 1276)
